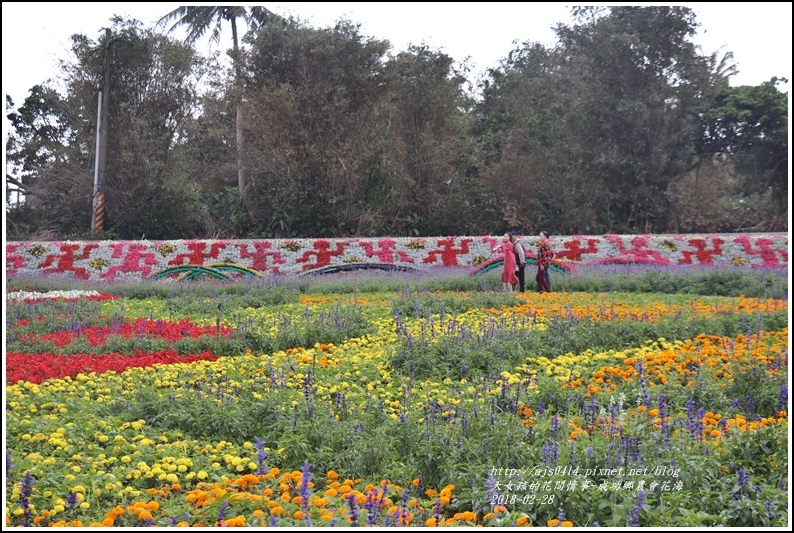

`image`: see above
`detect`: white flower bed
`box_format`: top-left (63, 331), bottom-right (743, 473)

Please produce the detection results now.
top-left (6, 290), bottom-right (103, 301)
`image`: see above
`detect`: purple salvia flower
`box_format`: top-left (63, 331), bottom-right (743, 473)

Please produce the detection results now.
top-left (777, 383), bottom-right (788, 414)
top-left (66, 491), bottom-right (79, 511)
top-left (254, 436), bottom-right (269, 475)
top-left (744, 395), bottom-right (756, 415)
top-left (432, 497), bottom-right (443, 524)
top-left (628, 490), bottom-right (646, 526)
top-left (347, 492), bottom-right (360, 526)
top-left (18, 471), bottom-right (34, 527)
top-left (550, 415), bottom-right (560, 439)
top-left (217, 500), bottom-right (230, 524)
top-left (737, 467), bottom-right (748, 487)
top-left (635, 361), bottom-right (651, 409)
top-left (269, 514), bottom-right (280, 527)
top-left (657, 394), bottom-right (670, 443)
top-left (486, 473), bottom-right (501, 500)
top-left (299, 460), bottom-right (313, 526)
top-left (364, 489), bottom-right (380, 526)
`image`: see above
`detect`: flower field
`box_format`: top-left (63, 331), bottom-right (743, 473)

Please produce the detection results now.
top-left (4, 266), bottom-right (790, 527)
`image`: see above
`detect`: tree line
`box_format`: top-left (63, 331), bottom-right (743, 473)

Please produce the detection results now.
top-left (5, 6), bottom-right (788, 240)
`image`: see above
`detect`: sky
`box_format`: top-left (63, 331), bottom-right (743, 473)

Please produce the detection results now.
top-left (2, 1), bottom-right (792, 112)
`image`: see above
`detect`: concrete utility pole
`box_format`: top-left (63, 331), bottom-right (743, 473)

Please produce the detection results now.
top-left (92, 28), bottom-right (111, 236)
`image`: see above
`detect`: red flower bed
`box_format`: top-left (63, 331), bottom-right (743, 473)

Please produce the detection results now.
top-left (6, 349), bottom-right (219, 385)
top-left (16, 317), bottom-right (233, 348)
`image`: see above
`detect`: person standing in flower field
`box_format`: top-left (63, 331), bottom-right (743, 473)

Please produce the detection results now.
top-left (536, 230), bottom-right (554, 292)
top-left (510, 231), bottom-right (527, 292)
top-left (493, 233), bottom-right (519, 292)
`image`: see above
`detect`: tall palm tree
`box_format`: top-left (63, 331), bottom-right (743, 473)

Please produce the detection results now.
top-left (158, 6), bottom-right (277, 196)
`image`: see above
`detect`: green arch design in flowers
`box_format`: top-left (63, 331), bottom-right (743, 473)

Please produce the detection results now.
top-left (298, 262), bottom-right (420, 276)
top-left (469, 257), bottom-right (571, 276)
top-left (150, 262), bottom-right (266, 281)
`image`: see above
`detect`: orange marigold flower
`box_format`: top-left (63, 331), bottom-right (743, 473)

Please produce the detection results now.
top-left (547, 519), bottom-right (560, 527)
top-left (562, 520), bottom-right (574, 527)
top-left (327, 470), bottom-right (339, 480)
top-left (516, 516), bottom-right (529, 526)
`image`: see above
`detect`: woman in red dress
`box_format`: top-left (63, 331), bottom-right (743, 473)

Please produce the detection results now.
top-left (494, 233), bottom-right (519, 292)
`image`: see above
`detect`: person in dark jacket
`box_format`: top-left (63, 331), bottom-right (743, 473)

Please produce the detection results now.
top-left (536, 230), bottom-right (554, 292)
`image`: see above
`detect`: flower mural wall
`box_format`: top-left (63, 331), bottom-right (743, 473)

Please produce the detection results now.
top-left (6, 234), bottom-right (788, 281)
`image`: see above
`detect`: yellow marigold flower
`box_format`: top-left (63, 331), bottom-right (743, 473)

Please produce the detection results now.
top-left (226, 516), bottom-right (246, 526)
